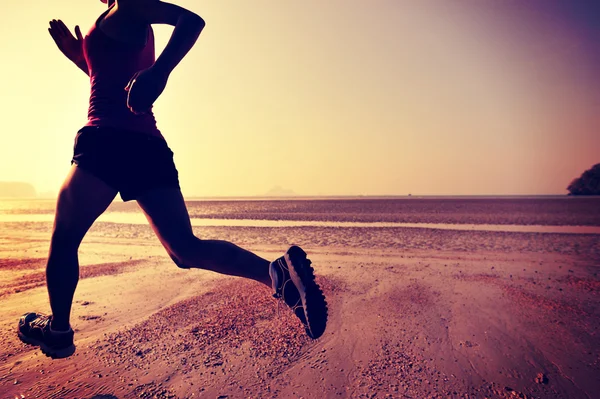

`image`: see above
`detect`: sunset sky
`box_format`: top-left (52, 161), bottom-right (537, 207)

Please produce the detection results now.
top-left (0, 0), bottom-right (598, 197)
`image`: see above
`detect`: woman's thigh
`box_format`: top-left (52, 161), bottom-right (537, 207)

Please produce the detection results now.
top-left (135, 186), bottom-right (195, 253)
top-left (53, 165), bottom-right (117, 244)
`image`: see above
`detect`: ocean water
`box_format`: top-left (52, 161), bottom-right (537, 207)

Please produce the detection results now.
top-left (0, 197), bottom-right (599, 234)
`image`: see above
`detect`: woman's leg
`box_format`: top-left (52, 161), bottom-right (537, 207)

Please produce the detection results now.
top-left (47, 165), bottom-right (117, 330)
top-left (137, 186), bottom-right (328, 339)
top-left (135, 187), bottom-right (271, 286)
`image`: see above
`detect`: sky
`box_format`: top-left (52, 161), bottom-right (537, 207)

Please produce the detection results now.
top-left (0, 0), bottom-right (598, 197)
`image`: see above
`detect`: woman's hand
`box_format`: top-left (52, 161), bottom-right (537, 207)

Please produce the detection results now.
top-left (48, 20), bottom-right (84, 65)
top-left (124, 67), bottom-right (169, 115)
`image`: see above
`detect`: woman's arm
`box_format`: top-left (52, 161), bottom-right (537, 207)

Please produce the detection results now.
top-left (122, 0), bottom-right (205, 114)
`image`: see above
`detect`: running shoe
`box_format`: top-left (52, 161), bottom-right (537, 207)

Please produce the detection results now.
top-left (269, 246), bottom-right (328, 339)
top-left (17, 313), bottom-right (76, 359)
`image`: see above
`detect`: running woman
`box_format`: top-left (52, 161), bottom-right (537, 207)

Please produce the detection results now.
top-left (17, 0), bottom-right (327, 359)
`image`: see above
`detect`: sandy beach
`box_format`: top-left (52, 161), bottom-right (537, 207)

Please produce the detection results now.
top-left (2, 0), bottom-right (599, 396)
top-left (0, 199), bottom-right (599, 399)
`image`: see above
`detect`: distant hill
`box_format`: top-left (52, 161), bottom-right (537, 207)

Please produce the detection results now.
top-left (0, 182), bottom-right (37, 198)
top-left (567, 164), bottom-right (600, 195)
top-left (264, 185), bottom-right (296, 197)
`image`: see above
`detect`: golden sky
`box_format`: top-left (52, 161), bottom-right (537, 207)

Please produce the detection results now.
top-left (0, 0), bottom-right (598, 196)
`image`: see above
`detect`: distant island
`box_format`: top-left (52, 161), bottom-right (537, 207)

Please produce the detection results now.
top-left (0, 182), bottom-right (37, 198)
top-left (567, 163), bottom-right (600, 196)
top-left (264, 185), bottom-right (296, 197)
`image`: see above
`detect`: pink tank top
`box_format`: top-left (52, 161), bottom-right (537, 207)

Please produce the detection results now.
top-left (83, 7), bottom-right (162, 137)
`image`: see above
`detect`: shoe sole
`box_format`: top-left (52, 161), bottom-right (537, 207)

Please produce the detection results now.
top-left (285, 246), bottom-right (328, 339)
top-left (17, 331), bottom-right (76, 359)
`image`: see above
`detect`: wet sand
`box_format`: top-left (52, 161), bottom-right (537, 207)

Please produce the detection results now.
top-left (3, 213), bottom-right (600, 234)
top-left (0, 220), bottom-right (599, 398)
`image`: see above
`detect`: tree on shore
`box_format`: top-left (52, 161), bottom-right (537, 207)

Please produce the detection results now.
top-left (567, 164), bottom-right (600, 195)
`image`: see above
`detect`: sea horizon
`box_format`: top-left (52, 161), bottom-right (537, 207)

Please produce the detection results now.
top-left (2, 193), bottom-right (596, 202)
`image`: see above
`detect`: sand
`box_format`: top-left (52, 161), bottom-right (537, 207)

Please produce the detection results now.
top-left (0, 220), bottom-right (599, 398)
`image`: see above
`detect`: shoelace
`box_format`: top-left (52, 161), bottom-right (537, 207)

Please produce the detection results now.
top-left (272, 258), bottom-right (288, 299)
top-left (30, 315), bottom-right (51, 329)
top-left (272, 259), bottom-right (308, 328)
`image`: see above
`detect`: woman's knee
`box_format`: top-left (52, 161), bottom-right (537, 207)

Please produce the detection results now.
top-left (166, 235), bottom-right (204, 269)
top-left (50, 224), bottom-right (85, 252)
top-left (168, 252), bottom-right (191, 269)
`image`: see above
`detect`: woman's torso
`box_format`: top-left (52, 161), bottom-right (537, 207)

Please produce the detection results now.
top-left (83, 4), bottom-right (163, 138)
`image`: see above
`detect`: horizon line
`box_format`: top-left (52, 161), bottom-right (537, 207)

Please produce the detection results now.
top-left (3, 193), bottom-right (593, 201)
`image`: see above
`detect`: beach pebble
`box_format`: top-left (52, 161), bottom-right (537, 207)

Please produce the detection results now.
top-left (535, 372), bottom-right (548, 384)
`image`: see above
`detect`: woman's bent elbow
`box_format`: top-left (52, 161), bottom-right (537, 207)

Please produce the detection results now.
top-left (185, 13), bottom-right (206, 32)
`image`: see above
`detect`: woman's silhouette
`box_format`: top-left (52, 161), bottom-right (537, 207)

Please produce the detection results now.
top-left (17, 0), bottom-right (327, 359)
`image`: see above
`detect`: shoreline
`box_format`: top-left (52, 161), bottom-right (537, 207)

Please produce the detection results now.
top-left (1, 213), bottom-right (600, 234)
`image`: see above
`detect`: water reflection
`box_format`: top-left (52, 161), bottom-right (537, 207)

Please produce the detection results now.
top-left (0, 213), bottom-right (598, 234)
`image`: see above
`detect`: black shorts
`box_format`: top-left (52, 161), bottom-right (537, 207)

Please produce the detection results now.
top-left (72, 126), bottom-right (180, 201)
